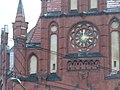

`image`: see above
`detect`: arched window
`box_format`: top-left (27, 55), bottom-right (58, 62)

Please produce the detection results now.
top-left (90, 0), bottom-right (98, 9)
top-left (111, 31), bottom-right (119, 71)
top-left (50, 34), bottom-right (57, 73)
top-left (70, 0), bottom-right (78, 10)
top-left (29, 55), bottom-right (37, 74)
top-left (9, 49), bottom-right (14, 71)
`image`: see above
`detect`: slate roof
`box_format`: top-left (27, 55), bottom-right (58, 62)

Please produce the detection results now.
top-left (17, 0), bottom-right (24, 16)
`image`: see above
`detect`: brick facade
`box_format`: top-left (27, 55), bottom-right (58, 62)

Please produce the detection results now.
top-left (1, 0), bottom-right (120, 90)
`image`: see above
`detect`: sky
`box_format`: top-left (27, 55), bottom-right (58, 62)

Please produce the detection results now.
top-left (0, 0), bottom-right (41, 47)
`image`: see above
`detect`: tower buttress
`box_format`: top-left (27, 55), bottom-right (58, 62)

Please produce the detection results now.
top-left (13, 0), bottom-right (28, 46)
top-left (12, 0), bottom-right (28, 76)
top-left (41, 0), bottom-right (48, 15)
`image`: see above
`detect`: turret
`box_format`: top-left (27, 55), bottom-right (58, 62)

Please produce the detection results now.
top-left (1, 25), bottom-right (9, 46)
top-left (13, 0), bottom-right (28, 46)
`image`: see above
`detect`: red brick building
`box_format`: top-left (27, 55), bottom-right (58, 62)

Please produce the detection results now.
top-left (1, 0), bottom-right (120, 90)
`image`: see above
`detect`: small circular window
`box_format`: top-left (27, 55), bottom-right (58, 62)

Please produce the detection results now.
top-left (51, 25), bottom-right (58, 32)
top-left (111, 21), bottom-right (119, 29)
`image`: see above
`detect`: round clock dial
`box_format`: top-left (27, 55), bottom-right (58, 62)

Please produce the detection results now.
top-left (70, 23), bottom-right (98, 51)
top-left (51, 25), bottom-right (57, 32)
top-left (111, 21), bottom-right (119, 29)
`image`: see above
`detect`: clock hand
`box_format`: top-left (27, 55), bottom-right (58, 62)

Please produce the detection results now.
top-left (89, 36), bottom-right (94, 38)
top-left (83, 29), bottom-right (85, 36)
top-left (81, 29), bottom-right (93, 41)
top-left (81, 29), bottom-right (89, 40)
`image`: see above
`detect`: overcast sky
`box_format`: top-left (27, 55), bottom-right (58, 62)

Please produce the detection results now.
top-left (0, 0), bottom-right (41, 47)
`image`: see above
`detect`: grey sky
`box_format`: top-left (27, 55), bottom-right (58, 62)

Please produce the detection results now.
top-left (0, 0), bottom-right (41, 47)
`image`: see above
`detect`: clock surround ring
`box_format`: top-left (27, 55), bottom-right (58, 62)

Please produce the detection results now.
top-left (69, 22), bottom-right (98, 51)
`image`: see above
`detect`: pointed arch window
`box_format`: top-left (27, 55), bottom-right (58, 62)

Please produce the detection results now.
top-left (29, 55), bottom-right (37, 74)
top-left (90, 0), bottom-right (98, 9)
top-left (111, 31), bottom-right (120, 71)
top-left (110, 17), bottom-right (120, 29)
top-left (50, 34), bottom-right (57, 73)
top-left (70, 0), bottom-right (78, 10)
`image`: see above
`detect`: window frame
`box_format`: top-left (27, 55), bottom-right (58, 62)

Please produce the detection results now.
top-left (50, 34), bottom-right (58, 73)
top-left (29, 55), bottom-right (38, 74)
top-left (49, 21), bottom-right (59, 73)
top-left (89, 0), bottom-right (98, 9)
top-left (111, 31), bottom-right (120, 71)
top-left (70, 0), bottom-right (78, 11)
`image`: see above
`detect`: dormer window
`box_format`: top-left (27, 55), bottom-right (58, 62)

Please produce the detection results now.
top-left (70, 0), bottom-right (78, 10)
top-left (90, 0), bottom-right (98, 9)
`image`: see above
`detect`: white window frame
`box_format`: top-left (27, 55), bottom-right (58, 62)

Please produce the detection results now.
top-left (111, 31), bottom-right (120, 71)
top-left (70, 0), bottom-right (78, 10)
top-left (90, 0), bottom-right (98, 9)
top-left (50, 34), bottom-right (57, 73)
top-left (9, 51), bottom-right (14, 71)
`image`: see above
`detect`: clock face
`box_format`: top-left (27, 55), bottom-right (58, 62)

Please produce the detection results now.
top-left (69, 23), bottom-right (98, 51)
top-left (51, 25), bottom-right (57, 32)
top-left (111, 21), bottom-right (119, 29)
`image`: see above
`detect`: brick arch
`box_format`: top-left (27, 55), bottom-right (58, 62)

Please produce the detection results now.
top-left (109, 17), bottom-right (120, 71)
top-left (48, 21), bottom-right (59, 45)
top-left (48, 21), bottom-right (59, 31)
top-left (28, 52), bottom-right (38, 61)
top-left (109, 17), bottom-right (119, 24)
top-left (49, 21), bottom-right (58, 26)
top-left (68, 21), bottom-right (100, 33)
top-left (27, 53), bottom-right (38, 74)
top-left (48, 21), bottom-right (59, 73)
top-left (109, 17), bottom-right (120, 31)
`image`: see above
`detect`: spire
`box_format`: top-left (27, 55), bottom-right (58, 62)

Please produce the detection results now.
top-left (13, 0), bottom-right (28, 41)
top-left (15, 0), bottom-right (25, 22)
top-left (17, 0), bottom-right (24, 15)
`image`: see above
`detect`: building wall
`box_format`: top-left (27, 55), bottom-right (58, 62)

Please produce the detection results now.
top-left (18, 15), bottom-right (120, 90)
top-left (2, 0), bottom-right (120, 90)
